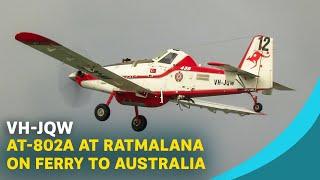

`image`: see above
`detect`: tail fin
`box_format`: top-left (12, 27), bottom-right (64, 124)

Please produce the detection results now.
top-left (238, 35), bottom-right (273, 89)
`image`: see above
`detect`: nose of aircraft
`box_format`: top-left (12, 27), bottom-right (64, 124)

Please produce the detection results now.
top-left (68, 72), bottom-right (77, 81)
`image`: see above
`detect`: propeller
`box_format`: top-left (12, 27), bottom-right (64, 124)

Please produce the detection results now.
top-left (57, 64), bottom-right (91, 107)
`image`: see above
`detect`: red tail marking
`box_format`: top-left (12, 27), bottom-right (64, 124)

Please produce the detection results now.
top-left (246, 50), bottom-right (270, 69)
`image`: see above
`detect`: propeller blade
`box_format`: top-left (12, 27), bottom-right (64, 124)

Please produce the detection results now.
top-left (57, 64), bottom-right (91, 107)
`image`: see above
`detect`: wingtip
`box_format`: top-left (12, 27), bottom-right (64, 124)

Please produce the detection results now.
top-left (15, 32), bottom-right (59, 45)
top-left (15, 32), bottom-right (35, 42)
top-left (15, 32), bottom-right (25, 41)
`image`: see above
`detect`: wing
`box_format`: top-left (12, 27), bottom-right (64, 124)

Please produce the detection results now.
top-left (174, 98), bottom-right (263, 116)
top-left (15, 32), bottom-right (150, 93)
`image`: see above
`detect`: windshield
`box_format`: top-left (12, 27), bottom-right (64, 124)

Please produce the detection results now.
top-left (158, 52), bottom-right (178, 64)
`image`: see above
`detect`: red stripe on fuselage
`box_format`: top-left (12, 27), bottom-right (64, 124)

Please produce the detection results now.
top-left (74, 54), bottom-right (241, 98)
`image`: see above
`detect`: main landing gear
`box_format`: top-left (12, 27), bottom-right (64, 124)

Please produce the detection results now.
top-left (94, 93), bottom-right (114, 121)
top-left (94, 104), bottom-right (110, 121)
top-left (131, 106), bottom-right (147, 132)
top-left (93, 93), bottom-right (147, 132)
top-left (248, 92), bottom-right (263, 112)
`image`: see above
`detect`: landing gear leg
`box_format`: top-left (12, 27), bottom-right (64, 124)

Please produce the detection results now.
top-left (94, 93), bottom-right (114, 121)
top-left (131, 106), bottom-right (147, 132)
top-left (248, 92), bottom-right (263, 112)
top-left (106, 92), bottom-right (115, 106)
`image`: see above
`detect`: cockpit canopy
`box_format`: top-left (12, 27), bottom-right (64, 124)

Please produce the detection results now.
top-left (154, 49), bottom-right (194, 65)
top-left (158, 52), bottom-right (178, 64)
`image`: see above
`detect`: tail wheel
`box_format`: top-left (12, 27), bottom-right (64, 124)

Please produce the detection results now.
top-left (94, 104), bottom-right (110, 121)
top-left (131, 115), bottom-right (147, 132)
top-left (253, 103), bottom-right (263, 112)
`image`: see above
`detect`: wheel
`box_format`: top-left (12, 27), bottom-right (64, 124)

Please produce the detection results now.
top-left (253, 103), bottom-right (263, 112)
top-left (94, 104), bottom-right (110, 121)
top-left (131, 115), bottom-right (147, 132)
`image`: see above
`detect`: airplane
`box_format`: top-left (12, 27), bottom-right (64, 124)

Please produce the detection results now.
top-left (15, 32), bottom-right (293, 132)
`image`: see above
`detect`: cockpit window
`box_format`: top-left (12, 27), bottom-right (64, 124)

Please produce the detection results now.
top-left (158, 52), bottom-right (178, 64)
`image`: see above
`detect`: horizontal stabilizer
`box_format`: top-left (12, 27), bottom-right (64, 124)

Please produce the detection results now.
top-left (273, 82), bottom-right (294, 91)
top-left (208, 62), bottom-right (258, 78)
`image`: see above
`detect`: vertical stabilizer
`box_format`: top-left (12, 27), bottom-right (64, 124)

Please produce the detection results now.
top-left (238, 35), bottom-right (273, 89)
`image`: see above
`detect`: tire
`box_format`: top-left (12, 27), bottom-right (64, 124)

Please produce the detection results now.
top-left (94, 104), bottom-right (110, 121)
top-left (131, 115), bottom-right (147, 132)
top-left (253, 103), bottom-right (263, 112)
